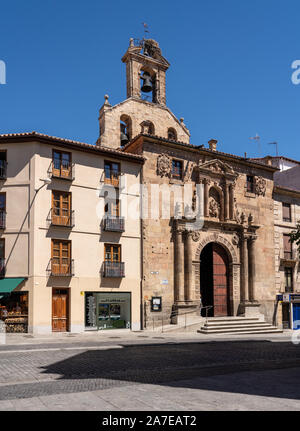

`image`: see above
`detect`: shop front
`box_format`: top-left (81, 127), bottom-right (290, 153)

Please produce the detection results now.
top-left (277, 293), bottom-right (300, 330)
top-left (85, 292), bottom-right (131, 330)
top-left (0, 278), bottom-right (28, 333)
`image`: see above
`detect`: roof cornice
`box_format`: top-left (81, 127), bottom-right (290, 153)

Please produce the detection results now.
top-left (0, 131), bottom-right (145, 163)
top-left (124, 134), bottom-right (279, 172)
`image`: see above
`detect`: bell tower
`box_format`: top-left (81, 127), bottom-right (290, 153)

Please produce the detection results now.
top-left (96, 37), bottom-right (190, 149)
top-left (121, 38), bottom-right (170, 105)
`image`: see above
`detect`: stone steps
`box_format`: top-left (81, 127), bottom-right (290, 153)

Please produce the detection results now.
top-left (198, 316), bottom-right (282, 335)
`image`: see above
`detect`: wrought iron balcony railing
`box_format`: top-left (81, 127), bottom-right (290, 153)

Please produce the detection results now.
top-left (47, 208), bottom-right (75, 228)
top-left (48, 161), bottom-right (75, 181)
top-left (47, 259), bottom-right (74, 277)
top-left (103, 261), bottom-right (125, 278)
top-left (0, 161), bottom-right (7, 180)
top-left (0, 258), bottom-right (6, 277)
top-left (0, 211), bottom-right (6, 229)
top-left (103, 216), bottom-right (125, 232)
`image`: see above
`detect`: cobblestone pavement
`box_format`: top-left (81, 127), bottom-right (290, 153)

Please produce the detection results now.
top-left (0, 332), bottom-right (299, 410)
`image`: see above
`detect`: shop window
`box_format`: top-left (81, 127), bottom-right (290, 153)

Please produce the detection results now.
top-left (282, 203), bottom-right (291, 222)
top-left (246, 175), bottom-right (254, 193)
top-left (172, 159), bottom-right (183, 179)
top-left (104, 161), bottom-right (120, 187)
top-left (85, 292), bottom-right (131, 330)
top-left (284, 267), bottom-right (293, 292)
top-left (283, 234), bottom-right (293, 259)
top-left (0, 292), bottom-right (28, 333)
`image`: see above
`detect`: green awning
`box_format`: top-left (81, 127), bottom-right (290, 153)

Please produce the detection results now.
top-left (0, 278), bottom-right (26, 293)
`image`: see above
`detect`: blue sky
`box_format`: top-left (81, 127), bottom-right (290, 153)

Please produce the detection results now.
top-left (0, 0), bottom-right (300, 160)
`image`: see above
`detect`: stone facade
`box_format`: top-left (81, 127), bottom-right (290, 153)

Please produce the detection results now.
top-left (97, 36), bottom-right (280, 327)
top-left (124, 136), bottom-right (277, 326)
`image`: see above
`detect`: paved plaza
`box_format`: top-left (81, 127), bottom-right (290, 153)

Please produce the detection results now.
top-left (0, 330), bottom-right (299, 410)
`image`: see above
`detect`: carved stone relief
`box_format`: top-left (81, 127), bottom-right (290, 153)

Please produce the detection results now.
top-left (157, 153), bottom-right (171, 177)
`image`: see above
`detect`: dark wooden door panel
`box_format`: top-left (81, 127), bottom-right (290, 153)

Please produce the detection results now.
top-left (212, 244), bottom-right (228, 317)
top-left (52, 291), bottom-right (69, 332)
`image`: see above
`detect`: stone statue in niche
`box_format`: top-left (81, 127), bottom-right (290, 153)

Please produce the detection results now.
top-left (209, 197), bottom-right (220, 218)
top-left (255, 176), bottom-right (266, 196)
top-left (208, 187), bottom-right (221, 219)
top-left (157, 153), bottom-right (171, 177)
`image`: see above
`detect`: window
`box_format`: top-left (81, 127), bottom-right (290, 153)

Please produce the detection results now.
top-left (52, 150), bottom-right (72, 179)
top-left (103, 244), bottom-right (124, 277)
top-left (283, 234), bottom-right (293, 259)
top-left (282, 203), bottom-right (291, 222)
top-left (140, 121), bottom-right (155, 135)
top-left (172, 160), bottom-right (183, 179)
top-left (168, 128), bottom-right (177, 141)
top-left (104, 161), bottom-right (120, 187)
top-left (105, 199), bottom-right (120, 218)
top-left (0, 193), bottom-right (6, 229)
top-left (51, 240), bottom-right (72, 275)
top-left (284, 267), bottom-right (293, 292)
top-left (104, 196), bottom-right (125, 232)
top-left (51, 191), bottom-right (72, 226)
top-left (0, 151), bottom-right (7, 179)
top-left (0, 239), bottom-right (5, 275)
top-left (105, 244), bottom-right (121, 262)
top-left (246, 175), bottom-right (254, 193)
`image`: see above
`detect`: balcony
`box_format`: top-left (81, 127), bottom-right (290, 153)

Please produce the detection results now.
top-left (280, 250), bottom-right (298, 266)
top-left (103, 216), bottom-right (125, 232)
top-left (47, 208), bottom-right (75, 228)
top-left (103, 261), bottom-right (125, 278)
top-left (0, 211), bottom-right (6, 229)
top-left (48, 161), bottom-right (75, 181)
top-left (47, 259), bottom-right (74, 277)
top-left (0, 161), bottom-right (7, 180)
top-left (0, 258), bottom-right (6, 277)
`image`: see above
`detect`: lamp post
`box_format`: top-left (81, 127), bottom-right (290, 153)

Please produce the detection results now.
top-left (35, 178), bottom-right (51, 193)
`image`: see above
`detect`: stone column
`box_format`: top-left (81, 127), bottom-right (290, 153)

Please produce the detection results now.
top-left (184, 231), bottom-right (193, 301)
top-left (204, 179), bottom-right (209, 218)
top-left (225, 183), bottom-right (230, 220)
top-left (248, 236), bottom-right (257, 302)
top-left (240, 235), bottom-right (249, 302)
top-left (175, 228), bottom-right (185, 302)
top-left (229, 184), bottom-right (234, 220)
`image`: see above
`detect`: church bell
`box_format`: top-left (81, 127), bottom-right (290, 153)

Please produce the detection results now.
top-left (141, 72), bottom-right (153, 93)
top-left (120, 123), bottom-right (129, 146)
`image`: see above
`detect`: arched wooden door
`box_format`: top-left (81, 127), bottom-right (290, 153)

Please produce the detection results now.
top-left (212, 244), bottom-right (229, 316)
top-left (200, 243), bottom-right (229, 317)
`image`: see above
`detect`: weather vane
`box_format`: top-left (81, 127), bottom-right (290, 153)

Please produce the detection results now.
top-left (142, 22), bottom-right (149, 39)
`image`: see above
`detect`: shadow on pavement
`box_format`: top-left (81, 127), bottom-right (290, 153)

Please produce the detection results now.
top-left (39, 339), bottom-right (300, 400)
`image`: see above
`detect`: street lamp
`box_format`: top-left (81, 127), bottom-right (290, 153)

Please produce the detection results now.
top-left (35, 178), bottom-right (51, 193)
